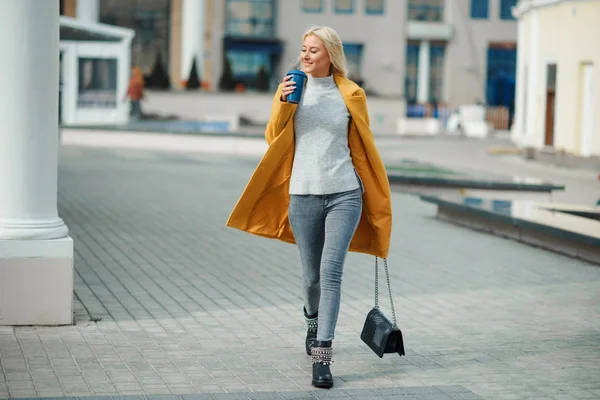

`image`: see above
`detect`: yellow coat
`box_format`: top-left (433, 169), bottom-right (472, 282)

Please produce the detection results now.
top-left (226, 75), bottom-right (392, 258)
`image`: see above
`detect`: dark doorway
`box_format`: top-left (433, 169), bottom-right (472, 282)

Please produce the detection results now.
top-left (486, 43), bottom-right (517, 126)
top-left (544, 64), bottom-right (557, 146)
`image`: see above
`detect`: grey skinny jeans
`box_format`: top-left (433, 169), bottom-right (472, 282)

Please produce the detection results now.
top-left (288, 187), bottom-right (362, 341)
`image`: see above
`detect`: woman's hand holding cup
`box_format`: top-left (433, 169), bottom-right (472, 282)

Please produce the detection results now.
top-left (281, 75), bottom-right (296, 102)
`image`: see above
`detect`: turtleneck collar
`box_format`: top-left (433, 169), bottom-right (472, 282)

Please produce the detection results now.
top-left (307, 74), bottom-right (336, 90)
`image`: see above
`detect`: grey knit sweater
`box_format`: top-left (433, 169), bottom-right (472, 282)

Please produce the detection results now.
top-left (289, 75), bottom-right (360, 195)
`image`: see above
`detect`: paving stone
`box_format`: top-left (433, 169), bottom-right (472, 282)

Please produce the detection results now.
top-left (276, 392), bottom-right (316, 400)
top-left (3, 146), bottom-right (598, 400)
top-left (142, 395), bottom-right (181, 400)
top-left (211, 394), bottom-right (251, 400)
top-left (111, 396), bottom-right (147, 400)
top-left (75, 396), bottom-right (113, 400)
top-left (245, 393), bottom-right (283, 400)
top-left (6, 390), bottom-right (38, 398)
top-left (179, 395), bottom-right (217, 400)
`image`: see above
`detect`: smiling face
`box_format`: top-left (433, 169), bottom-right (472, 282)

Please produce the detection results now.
top-left (301, 34), bottom-right (331, 78)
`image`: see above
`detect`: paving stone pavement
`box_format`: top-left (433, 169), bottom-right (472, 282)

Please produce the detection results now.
top-left (1, 145), bottom-right (599, 400)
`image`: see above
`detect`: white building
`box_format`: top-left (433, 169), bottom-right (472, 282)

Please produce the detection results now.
top-left (512, 0), bottom-right (600, 157)
top-left (59, 16), bottom-right (134, 126)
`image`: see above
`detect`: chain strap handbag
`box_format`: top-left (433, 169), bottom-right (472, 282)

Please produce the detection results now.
top-left (360, 257), bottom-right (405, 358)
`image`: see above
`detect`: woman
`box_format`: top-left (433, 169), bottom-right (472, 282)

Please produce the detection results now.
top-left (226, 26), bottom-right (392, 389)
top-left (125, 66), bottom-right (144, 119)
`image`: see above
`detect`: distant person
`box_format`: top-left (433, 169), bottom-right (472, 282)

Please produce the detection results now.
top-left (124, 66), bottom-right (144, 120)
top-left (226, 26), bottom-right (392, 389)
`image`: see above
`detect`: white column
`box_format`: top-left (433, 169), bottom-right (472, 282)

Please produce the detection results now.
top-left (0, 1), bottom-right (68, 241)
top-left (77, 0), bottom-right (99, 23)
top-left (580, 64), bottom-right (594, 157)
top-left (443, 0), bottom-right (452, 23)
top-left (0, 0), bottom-right (73, 326)
top-left (417, 40), bottom-right (431, 104)
top-left (512, 17), bottom-right (526, 142)
top-left (525, 10), bottom-right (539, 147)
top-left (181, 0), bottom-right (206, 82)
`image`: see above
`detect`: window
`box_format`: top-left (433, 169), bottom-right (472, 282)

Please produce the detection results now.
top-left (343, 43), bottom-right (363, 80)
top-left (408, 0), bottom-right (444, 22)
top-left (486, 43), bottom-right (517, 127)
top-left (500, 0), bottom-right (517, 20)
top-left (226, 0), bottom-right (275, 37)
top-left (522, 64), bottom-right (528, 133)
top-left (78, 58), bottom-right (118, 108)
top-left (135, 10), bottom-right (163, 46)
top-left (334, 0), bottom-right (353, 14)
top-left (429, 43), bottom-right (445, 104)
top-left (303, 0), bottom-right (323, 13)
top-left (470, 0), bottom-right (488, 19)
top-left (486, 43), bottom-right (517, 107)
top-left (365, 0), bottom-right (384, 14)
top-left (228, 51), bottom-right (270, 78)
top-left (405, 41), bottom-right (446, 106)
top-left (405, 41), bottom-right (420, 104)
top-left (547, 64), bottom-right (557, 90)
top-left (99, 0), bottom-right (170, 88)
top-left (544, 63), bottom-right (557, 145)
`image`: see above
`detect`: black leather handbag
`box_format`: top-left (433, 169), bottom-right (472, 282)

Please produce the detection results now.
top-left (360, 257), bottom-right (405, 358)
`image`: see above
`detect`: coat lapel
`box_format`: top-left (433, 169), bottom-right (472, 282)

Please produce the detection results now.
top-left (335, 75), bottom-right (360, 118)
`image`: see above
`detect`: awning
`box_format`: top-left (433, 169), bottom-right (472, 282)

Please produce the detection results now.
top-left (59, 16), bottom-right (135, 43)
top-left (224, 35), bottom-right (284, 53)
top-left (60, 26), bottom-right (122, 42)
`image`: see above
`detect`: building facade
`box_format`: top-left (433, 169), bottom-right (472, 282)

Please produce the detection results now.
top-left (512, 0), bottom-right (600, 157)
top-left (207, 0), bottom-right (518, 110)
top-left (62, 0), bottom-right (518, 111)
top-left (445, 0), bottom-right (519, 109)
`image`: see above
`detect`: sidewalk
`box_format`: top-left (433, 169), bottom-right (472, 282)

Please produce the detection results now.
top-left (60, 128), bottom-right (600, 205)
top-left (0, 145), bottom-right (599, 399)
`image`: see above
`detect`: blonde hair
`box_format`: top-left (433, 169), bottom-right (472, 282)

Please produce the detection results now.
top-left (299, 26), bottom-right (348, 77)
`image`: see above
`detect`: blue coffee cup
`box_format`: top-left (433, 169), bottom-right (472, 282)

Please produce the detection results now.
top-left (286, 70), bottom-right (307, 104)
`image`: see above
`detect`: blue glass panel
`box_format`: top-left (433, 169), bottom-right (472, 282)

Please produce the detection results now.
top-left (470, 0), bottom-right (488, 19)
top-left (486, 47), bottom-right (517, 107)
top-left (343, 44), bottom-right (363, 56)
top-left (464, 197), bottom-right (484, 207)
top-left (404, 43), bottom-right (420, 104)
top-left (343, 43), bottom-right (364, 79)
top-left (500, 0), bottom-right (517, 20)
top-left (429, 44), bottom-right (445, 104)
top-left (492, 200), bottom-right (513, 215)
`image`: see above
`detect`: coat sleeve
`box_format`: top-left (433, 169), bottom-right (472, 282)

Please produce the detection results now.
top-left (265, 83), bottom-right (297, 145)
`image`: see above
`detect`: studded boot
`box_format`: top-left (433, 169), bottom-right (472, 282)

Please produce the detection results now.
top-left (304, 307), bottom-right (318, 356)
top-left (311, 340), bottom-right (333, 389)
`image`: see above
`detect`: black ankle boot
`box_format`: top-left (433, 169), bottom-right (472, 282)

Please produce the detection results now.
top-left (311, 340), bottom-right (333, 389)
top-left (304, 308), bottom-right (318, 356)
